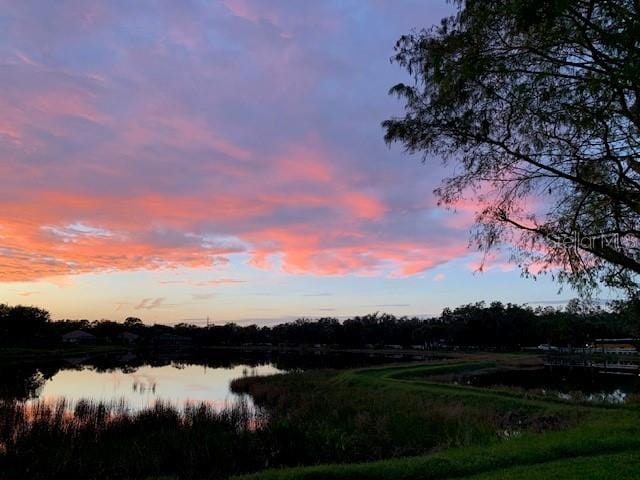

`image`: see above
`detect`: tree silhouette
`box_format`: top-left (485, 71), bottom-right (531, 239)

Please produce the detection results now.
top-left (383, 0), bottom-right (640, 299)
top-left (124, 317), bottom-right (143, 328)
top-left (0, 304), bottom-right (50, 338)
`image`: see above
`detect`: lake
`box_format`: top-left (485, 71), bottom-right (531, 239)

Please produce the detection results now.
top-left (26, 362), bottom-right (282, 411)
top-left (452, 359), bottom-right (640, 403)
top-left (16, 351), bottom-right (635, 410)
top-left (3, 350), bottom-right (438, 410)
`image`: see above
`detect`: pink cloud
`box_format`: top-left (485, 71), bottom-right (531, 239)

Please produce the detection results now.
top-left (221, 0), bottom-right (275, 24)
top-left (0, 0), bottom-right (477, 284)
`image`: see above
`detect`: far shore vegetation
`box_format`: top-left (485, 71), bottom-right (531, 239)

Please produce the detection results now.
top-left (1, 299), bottom-right (639, 356)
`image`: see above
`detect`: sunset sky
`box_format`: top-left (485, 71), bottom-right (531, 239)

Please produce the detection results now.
top-left (0, 0), bottom-right (588, 324)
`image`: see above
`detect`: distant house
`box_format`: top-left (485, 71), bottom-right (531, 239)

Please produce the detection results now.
top-left (62, 330), bottom-right (97, 344)
top-left (591, 338), bottom-right (638, 355)
top-left (118, 332), bottom-right (141, 344)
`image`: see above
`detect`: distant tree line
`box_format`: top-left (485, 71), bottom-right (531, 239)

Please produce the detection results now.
top-left (1, 300), bottom-right (638, 350)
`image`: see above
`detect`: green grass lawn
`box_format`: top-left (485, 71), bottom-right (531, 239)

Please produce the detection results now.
top-left (233, 359), bottom-right (640, 480)
top-left (467, 451), bottom-right (640, 480)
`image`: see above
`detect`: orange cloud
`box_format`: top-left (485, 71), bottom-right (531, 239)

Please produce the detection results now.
top-left (0, 10), bottom-right (477, 284)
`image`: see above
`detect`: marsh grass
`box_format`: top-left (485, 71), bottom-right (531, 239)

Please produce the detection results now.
top-left (0, 398), bottom-right (266, 480)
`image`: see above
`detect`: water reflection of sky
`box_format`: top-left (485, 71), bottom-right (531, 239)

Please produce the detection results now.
top-left (29, 363), bottom-right (282, 411)
top-left (460, 365), bottom-right (640, 404)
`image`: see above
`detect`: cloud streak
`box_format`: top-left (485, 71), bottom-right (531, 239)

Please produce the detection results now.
top-left (134, 297), bottom-right (165, 310)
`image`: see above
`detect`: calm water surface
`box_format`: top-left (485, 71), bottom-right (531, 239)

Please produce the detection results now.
top-left (7, 350), bottom-right (434, 410)
top-left (28, 362), bottom-right (282, 411)
top-left (457, 360), bottom-right (640, 403)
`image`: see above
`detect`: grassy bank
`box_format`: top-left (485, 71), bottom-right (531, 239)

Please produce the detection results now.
top-left (234, 411), bottom-right (640, 479)
top-left (233, 359), bottom-right (640, 480)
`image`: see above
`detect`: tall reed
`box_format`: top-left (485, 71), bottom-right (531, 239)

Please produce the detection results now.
top-left (0, 398), bottom-right (265, 480)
